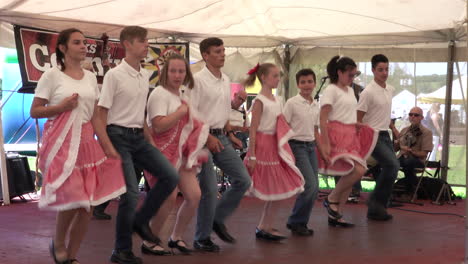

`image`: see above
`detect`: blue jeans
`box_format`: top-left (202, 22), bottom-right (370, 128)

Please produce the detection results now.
top-left (107, 126), bottom-right (179, 251)
top-left (195, 134), bottom-right (251, 240)
top-left (368, 131), bottom-right (399, 212)
top-left (399, 155), bottom-right (424, 190)
top-left (429, 135), bottom-right (440, 161)
top-left (234, 131), bottom-right (249, 150)
top-left (287, 140), bottom-right (319, 226)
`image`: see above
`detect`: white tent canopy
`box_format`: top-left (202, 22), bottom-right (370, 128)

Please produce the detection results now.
top-left (418, 76), bottom-right (467, 105)
top-left (392, 89), bottom-right (416, 117)
top-left (0, 0), bottom-right (466, 49)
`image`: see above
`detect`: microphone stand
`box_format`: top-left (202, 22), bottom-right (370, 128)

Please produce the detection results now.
top-left (314, 77), bottom-right (328, 101)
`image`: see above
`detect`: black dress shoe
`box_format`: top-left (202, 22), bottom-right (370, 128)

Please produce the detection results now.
top-left (323, 197), bottom-right (342, 219)
top-left (193, 238), bottom-right (220, 252)
top-left (286, 223), bottom-right (314, 236)
top-left (93, 210), bottom-right (111, 220)
top-left (110, 249), bottom-right (142, 264)
top-left (328, 217), bottom-right (355, 227)
top-left (49, 240), bottom-right (70, 264)
top-left (367, 213), bottom-right (393, 221)
top-left (133, 222), bottom-right (161, 244)
top-left (255, 228), bottom-right (287, 241)
top-left (168, 239), bottom-right (192, 255)
top-left (213, 221), bottom-right (236, 243)
top-left (141, 243), bottom-right (172, 256)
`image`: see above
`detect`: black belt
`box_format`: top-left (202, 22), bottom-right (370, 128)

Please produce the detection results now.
top-left (107, 124), bottom-right (144, 134)
top-left (379, 130), bottom-right (390, 135)
top-left (289, 139), bottom-right (315, 145)
top-left (209, 128), bottom-right (225, 135)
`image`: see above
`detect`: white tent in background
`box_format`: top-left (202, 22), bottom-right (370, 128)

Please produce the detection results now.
top-left (392, 89), bottom-right (416, 117)
top-left (418, 76), bottom-right (468, 106)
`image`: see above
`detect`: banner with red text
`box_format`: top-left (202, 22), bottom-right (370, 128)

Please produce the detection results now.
top-left (14, 25), bottom-right (189, 93)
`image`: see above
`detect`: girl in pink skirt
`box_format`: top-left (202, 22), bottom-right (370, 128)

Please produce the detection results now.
top-left (30, 28), bottom-right (126, 264)
top-left (318, 56), bottom-right (377, 227)
top-left (244, 63), bottom-right (304, 241)
top-left (143, 54), bottom-right (208, 255)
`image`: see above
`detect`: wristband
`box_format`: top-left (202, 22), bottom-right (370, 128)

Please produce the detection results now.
top-left (249, 156), bottom-right (256, 160)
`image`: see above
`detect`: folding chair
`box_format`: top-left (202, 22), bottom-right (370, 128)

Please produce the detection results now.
top-left (410, 152), bottom-right (440, 203)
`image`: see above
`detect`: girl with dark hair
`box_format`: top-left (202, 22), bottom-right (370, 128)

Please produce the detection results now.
top-left (141, 54), bottom-right (208, 255)
top-left (318, 56), bottom-right (377, 227)
top-left (30, 28), bottom-right (126, 264)
top-left (244, 63), bottom-right (304, 241)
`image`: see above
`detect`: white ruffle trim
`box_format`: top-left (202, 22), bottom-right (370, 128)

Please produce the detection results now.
top-left (248, 185), bottom-right (305, 201)
top-left (40, 109), bottom-right (82, 206)
top-left (39, 186), bottom-right (126, 212)
top-left (74, 157), bottom-right (107, 170)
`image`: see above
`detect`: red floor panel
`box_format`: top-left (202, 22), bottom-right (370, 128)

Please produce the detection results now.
top-left (0, 193), bottom-right (465, 264)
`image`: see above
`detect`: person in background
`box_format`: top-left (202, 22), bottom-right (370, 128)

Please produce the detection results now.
top-left (229, 89), bottom-right (250, 152)
top-left (423, 103), bottom-right (443, 161)
top-left (396, 107), bottom-right (433, 192)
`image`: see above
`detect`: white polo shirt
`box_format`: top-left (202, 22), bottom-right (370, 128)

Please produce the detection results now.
top-left (190, 66), bottom-right (231, 129)
top-left (34, 67), bottom-right (98, 123)
top-left (283, 94), bottom-right (319, 142)
top-left (357, 80), bottom-right (394, 131)
top-left (320, 84), bottom-right (357, 124)
top-left (98, 59), bottom-right (151, 128)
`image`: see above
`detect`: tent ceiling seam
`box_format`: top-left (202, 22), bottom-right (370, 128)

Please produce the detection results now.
top-left (0, 0), bottom-right (27, 11)
top-left (209, 5), bottom-right (423, 35)
top-left (137, 0), bottom-right (224, 26)
top-left (38, 0), bottom-right (116, 15)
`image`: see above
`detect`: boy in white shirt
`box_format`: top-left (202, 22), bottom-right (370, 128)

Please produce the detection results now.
top-left (357, 54), bottom-right (398, 221)
top-left (283, 69), bottom-right (322, 236)
top-left (190, 37), bottom-right (251, 252)
top-left (94, 26), bottom-right (179, 264)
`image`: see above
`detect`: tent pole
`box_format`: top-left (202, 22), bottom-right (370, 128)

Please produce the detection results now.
top-left (464, 5), bottom-right (468, 262)
top-left (0, 109), bottom-right (10, 205)
top-left (440, 39), bottom-right (455, 182)
top-left (455, 62), bottom-right (467, 110)
top-left (283, 44), bottom-right (291, 99)
top-left (413, 48), bottom-right (417, 106)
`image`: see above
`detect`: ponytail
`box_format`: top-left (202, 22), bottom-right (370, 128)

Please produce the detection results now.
top-left (243, 63), bottom-right (276, 87)
top-left (326, 55), bottom-right (356, 84)
top-left (55, 28), bottom-right (83, 72)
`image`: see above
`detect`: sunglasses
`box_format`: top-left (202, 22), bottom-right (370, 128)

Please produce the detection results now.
top-left (408, 113), bottom-right (421, 117)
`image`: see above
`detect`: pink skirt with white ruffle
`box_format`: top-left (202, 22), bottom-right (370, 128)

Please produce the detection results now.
top-left (39, 113), bottom-right (126, 211)
top-left (317, 120), bottom-right (378, 176)
top-left (244, 115), bottom-right (304, 201)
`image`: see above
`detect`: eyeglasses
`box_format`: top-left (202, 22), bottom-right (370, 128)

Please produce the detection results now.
top-left (237, 96), bottom-right (246, 102)
top-left (348, 71), bottom-right (361, 79)
top-left (408, 113), bottom-right (421, 117)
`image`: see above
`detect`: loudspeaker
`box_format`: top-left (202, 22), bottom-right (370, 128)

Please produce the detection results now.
top-left (393, 177), bottom-right (456, 202)
top-left (0, 154), bottom-right (35, 200)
